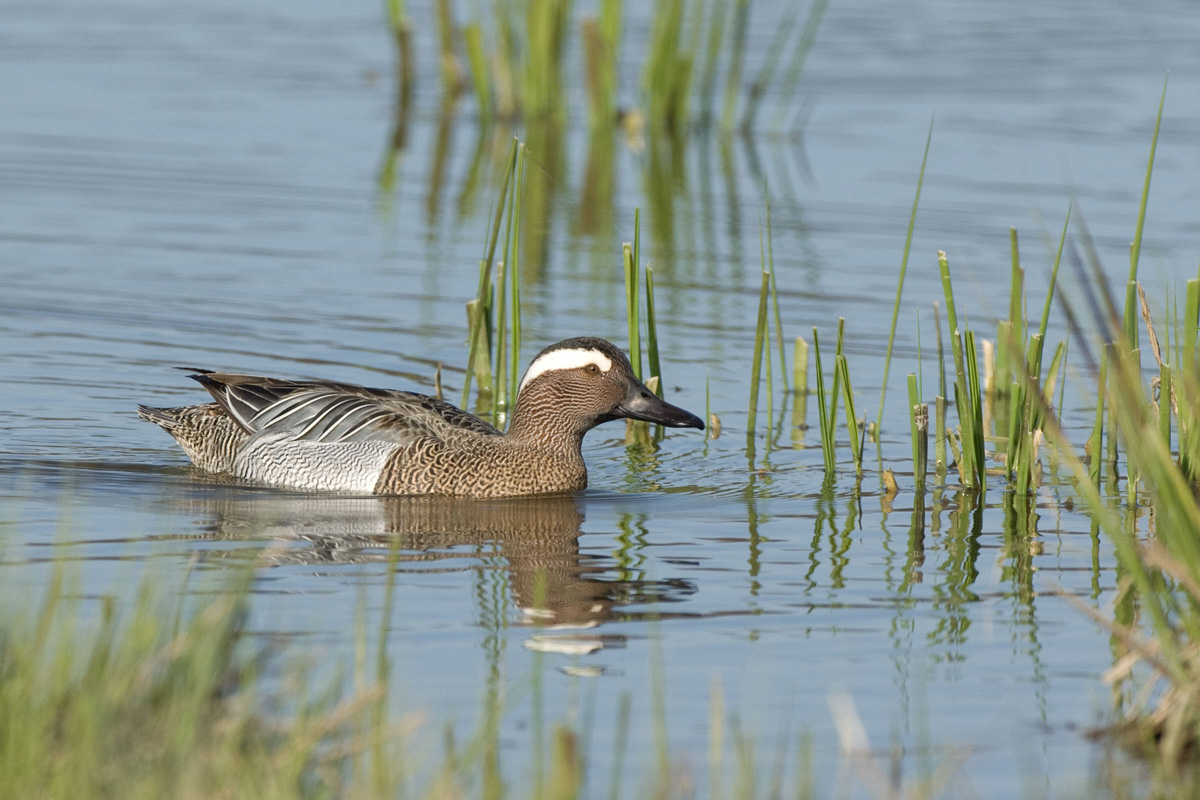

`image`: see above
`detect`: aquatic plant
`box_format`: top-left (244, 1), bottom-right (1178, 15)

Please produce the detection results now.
top-left (621, 208), bottom-right (675, 444)
top-left (973, 82), bottom-right (1200, 780)
top-left (748, 199), bottom-right (789, 443)
top-left (747, 269), bottom-right (771, 440)
top-left (810, 320), bottom-right (863, 478)
top-left (463, 137), bottom-right (524, 422)
top-left (0, 559), bottom-right (388, 800)
top-left (387, 0), bottom-right (827, 135)
top-left (876, 118), bottom-right (932, 433)
top-left (1, 546), bottom-right (988, 799)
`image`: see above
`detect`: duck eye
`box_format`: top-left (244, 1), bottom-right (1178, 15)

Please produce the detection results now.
top-left (585, 364), bottom-right (600, 375)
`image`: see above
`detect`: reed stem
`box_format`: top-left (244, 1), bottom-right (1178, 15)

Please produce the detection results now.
top-left (812, 327), bottom-right (835, 474)
top-left (747, 270), bottom-right (772, 438)
top-left (877, 119), bottom-right (933, 431)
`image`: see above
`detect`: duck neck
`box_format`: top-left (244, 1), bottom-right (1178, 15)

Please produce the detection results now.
top-left (504, 403), bottom-right (592, 457)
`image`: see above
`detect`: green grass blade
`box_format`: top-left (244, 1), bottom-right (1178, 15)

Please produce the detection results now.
top-left (748, 270), bottom-right (771, 437)
top-left (1122, 77), bottom-right (1168, 349)
top-left (623, 243), bottom-right (640, 380)
top-left (933, 301), bottom-right (947, 401)
top-left (908, 373), bottom-right (920, 484)
top-left (829, 318), bottom-right (845, 452)
top-left (965, 329), bottom-right (986, 490)
top-left (645, 265), bottom-right (662, 393)
top-left (1161, 362), bottom-right (1173, 451)
top-left (765, 190), bottom-right (788, 392)
top-left (793, 335), bottom-right (809, 395)
top-left (812, 327), bottom-right (834, 474)
top-left (1037, 203), bottom-right (1072, 347)
top-left (836, 354), bottom-right (861, 476)
top-left (877, 119), bottom-right (933, 431)
top-left (508, 144), bottom-right (526, 404)
top-left (1130, 75), bottom-right (1168, 285)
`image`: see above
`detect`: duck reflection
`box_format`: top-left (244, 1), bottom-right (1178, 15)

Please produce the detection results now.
top-left (179, 491), bottom-right (695, 632)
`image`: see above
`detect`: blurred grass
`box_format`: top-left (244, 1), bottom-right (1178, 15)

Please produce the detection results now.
top-left (389, 0), bottom-right (826, 135)
top-left (0, 558), bottom-right (394, 800)
top-left (2, 550), bottom-right (978, 799)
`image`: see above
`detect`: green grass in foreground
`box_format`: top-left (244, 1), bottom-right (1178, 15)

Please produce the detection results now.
top-left (0, 563), bottom-right (373, 800)
top-left (3, 551), bottom-right (1007, 799)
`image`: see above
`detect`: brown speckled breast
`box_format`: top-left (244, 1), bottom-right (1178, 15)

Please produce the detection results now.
top-left (373, 435), bottom-right (587, 497)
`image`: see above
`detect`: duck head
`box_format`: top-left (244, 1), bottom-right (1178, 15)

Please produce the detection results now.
top-left (508, 337), bottom-right (704, 441)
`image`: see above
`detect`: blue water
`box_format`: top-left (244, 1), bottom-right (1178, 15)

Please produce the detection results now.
top-left (4, 0), bottom-right (1200, 795)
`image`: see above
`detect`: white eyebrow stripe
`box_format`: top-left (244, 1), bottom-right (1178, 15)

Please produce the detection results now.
top-left (518, 349), bottom-right (613, 393)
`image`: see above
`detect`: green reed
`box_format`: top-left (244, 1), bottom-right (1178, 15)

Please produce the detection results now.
top-left (1028, 289), bottom-right (1200, 764)
top-left (620, 208), bottom-right (666, 389)
top-left (403, 1), bottom-right (824, 136)
top-left (4, 537), bottom-right (883, 800)
top-left (934, 395), bottom-right (947, 481)
top-left (827, 318), bottom-right (845, 458)
top-left (1124, 75), bottom-right (1168, 348)
top-left (1180, 278), bottom-right (1200, 483)
top-left (807, 319), bottom-right (863, 478)
top-left (908, 373), bottom-right (927, 491)
top-left (937, 250), bottom-right (985, 490)
top-left (490, 144), bottom-right (529, 418)
top-left (837, 348), bottom-right (863, 478)
top-left (642, 0), bottom-right (700, 135)
top-left (645, 265), bottom-right (662, 395)
top-left (463, 138), bottom-right (520, 414)
top-left (747, 270), bottom-right (771, 439)
top-left (989, 213), bottom-right (1069, 494)
top-left (509, 145), bottom-right (527, 403)
top-left (748, 204), bottom-right (789, 441)
top-left (877, 118), bottom-right (932, 431)
top-left (765, 191), bottom-right (788, 392)
top-left (621, 208), bottom-right (669, 443)
top-left (705, 371), bottom-right (712, 437)
top-left (792, 335), bottom-right (809, 396)
top-left (522, 0), bottom-right (572, 119)
top-left (623, 258), bottom-right (640, 380)
top-left (0, 559), bottom-right (383, 800)
top-left (1089, 345), bottom-right (1109, 485)
top-left (581, 0), bottom-right (622, 126)
top-left (811, 327), bottom-right (835, 474)
top-left (983, 89), bottom-right (1200, 769)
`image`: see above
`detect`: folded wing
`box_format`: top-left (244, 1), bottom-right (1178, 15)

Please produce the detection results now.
top-left (190, 372), bottom-right (501, 446)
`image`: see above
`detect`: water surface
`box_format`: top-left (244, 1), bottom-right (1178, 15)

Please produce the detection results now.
top-left (4, 0), bottom-right (1200, 795)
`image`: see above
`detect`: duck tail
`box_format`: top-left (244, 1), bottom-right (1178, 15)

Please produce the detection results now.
top-left (137, 404), bottom-right (181, 430)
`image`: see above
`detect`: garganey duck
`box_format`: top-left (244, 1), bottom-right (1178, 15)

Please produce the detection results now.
top-left (138, 337), bottom-right (704, 497)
